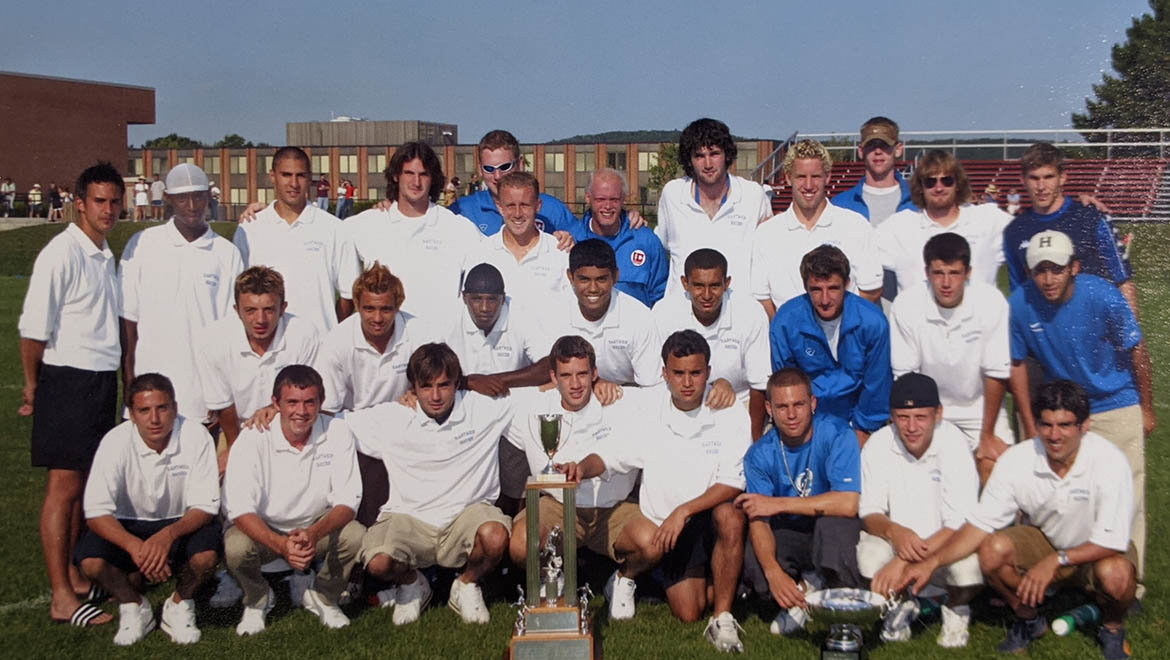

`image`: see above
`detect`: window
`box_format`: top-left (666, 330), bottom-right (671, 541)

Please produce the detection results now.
top-left (129, 158), bottom-right (143, 176)
top-left (339, 155), bottom-right (357, 174)
top-left (544, 152), bottom-right (565, 173)
top-left (368, 187), bottom-right (381, 200)
top-left (459, 152), bottom-right (475, 174)
top-left (575, 186), bottom-right (586, 201)
top-left (638, 151), bottom-right (659, 171)
top-left (311, 155), bottom-right (329, 174)
top-left (230, 188), bottom-right (247, 204)
top-left (545, 186), bottom-right (563, 201)
top-left (607, 149), bottom-right (627, 171)
top-left (256, 188), bottom-right (273, 204)
top-left (152, 157), bottom-right (164, 175)
top-left (736, 148), bottom-right (759, 173)
top-left (521, 150), bottom-right (534, 171)
top-left (230, 156), bottom-right (248, 174)
top-left (204, 156), bottom-right (221, 174)
top-left (368, 154), bottom-right (386, 176)
top-left (261, 156), bottom-right (274, 173)
top-left (575, 152), bottom-right (596, 172)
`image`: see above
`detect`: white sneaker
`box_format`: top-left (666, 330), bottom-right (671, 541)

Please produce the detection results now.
top-left (235, 587), bottom-right (275, 636)
top-left (160, 595), bottom-right (200, 644)
top-left (881, 598), bottom-right (920, 643)
top-left (303, 588), bottom-right (349, 629)
top-left (448, 577), bottom-right (490, 624)
top-left (769, 606), bottom-right (808, 635)
top-left (287, 570), bottom-right (315, 609)
top-left (392, 571), bottom-right (432, 626)
top-left (604, 571), bottom-right (636, 620)
top-left (209, 568), bottom-right (243, 608)
top-left (937, 604), bottom-right (971, 648)
top-left (374, 586), bottom-right (398, 608)
top-left (114, 596), bottom-right (155, 646)
top-left (704, 611), bottom-right (745, 653)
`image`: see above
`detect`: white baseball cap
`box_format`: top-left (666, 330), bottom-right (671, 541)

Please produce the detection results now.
top-left (165, 163), bottom-right (209, 194)
top-left (1025, 230), bottom-right (1075, 270)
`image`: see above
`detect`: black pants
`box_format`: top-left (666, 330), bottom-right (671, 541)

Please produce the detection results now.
top-left (742, 516), bottom-right (862, 597)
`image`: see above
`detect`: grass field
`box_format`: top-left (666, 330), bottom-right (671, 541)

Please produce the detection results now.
top-left (0, 221), bottom-right (1165, 659)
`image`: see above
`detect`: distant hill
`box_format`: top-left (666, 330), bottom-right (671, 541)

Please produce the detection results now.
top-left (549, 130), bottom-right (758, 144)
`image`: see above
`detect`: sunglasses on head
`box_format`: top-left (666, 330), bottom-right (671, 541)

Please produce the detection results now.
top-left (922, 175), bottom-right (956, 188)
top-left (481, 159), bottom-right (519, 174)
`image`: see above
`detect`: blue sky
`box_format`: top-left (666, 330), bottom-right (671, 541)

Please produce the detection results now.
top-left (1, 0), bottom-right (1153, 145)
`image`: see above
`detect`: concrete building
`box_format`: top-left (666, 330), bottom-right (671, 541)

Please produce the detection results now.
top-left (0, 71), bottom-right (154, 198)
top-left (286, 119), bottom-right (457, 147)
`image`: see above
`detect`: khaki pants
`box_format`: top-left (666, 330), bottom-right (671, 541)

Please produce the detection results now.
top-left (224, 519), bottom-right (365, 607)
top-left (360, 502), bottom-right (512, 570)
top-left (517, 496), bottom-right (643, 562)
top-left (1090, 405), bottom-right (1145, 577)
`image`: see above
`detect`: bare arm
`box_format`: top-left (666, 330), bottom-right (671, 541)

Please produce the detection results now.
top-left (858, 287), bottom-right (883, 304)
top-left (748, 518), bottom-right (805, 608)
top-left (18, 338), bottom-right (45, 416)
top-left (1009, 360), bottom-right (1036, 439)
top-left (749, 389), bottom-right (766, 441)
top-left (1119, 280), bottom-right (1140, 320)
top-left (1131, 340), bottom-right (1156, 435)
top-left (336, 298), bottom-right (354, 323)
top-left (977, 376), bottom-right (1011, 470)
top-left (233, 512), bottom-right (290, 557)
top-left (736, 490), bottom-right (858, 519)
top-left (303, 505), bottom-right (356, 547)
top-left (759, 298), bottom-right (777, 322)
top-left (120, 318), bottom-right (138, 392)
top-left (898, 523), bottom-right (989, 595)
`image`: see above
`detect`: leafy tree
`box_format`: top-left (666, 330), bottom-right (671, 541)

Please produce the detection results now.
top-left (1073, 0), bottom-right (1170, 152)
top-left (142, 133), bottom-right (202, 149)
top-left (647, 143), bottom-right (681, 195)
top-left (214, 134), bottom-right (254, 148)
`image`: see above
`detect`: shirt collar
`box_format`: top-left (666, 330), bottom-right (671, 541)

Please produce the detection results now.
top-left (235, 313), bottom-right (290, 356)
top-left (1030, 437), bottom-right (1090, 479)
top-left (390, 201), bottom-right (439, 227)
top-left (65, 222), bottom-right (112, 258)
top-left (163, 219), bottom-right (216, 249)
top-left (414, 390), bottom-right (469, 429)
top-left (351, 310), bottom-right (408, 355)
top-left (661, 387), bottom-right (717, 435)
top-left (570, 291), bottom-right (621, 329)
top-left (463, 298), bottom-right (511, 336)
top-left (922, 286), bottom-right (976, 324)
top-left (132, 418), bottom-right (183, 459)
top-left (270, 415), bottom-right (328, 454)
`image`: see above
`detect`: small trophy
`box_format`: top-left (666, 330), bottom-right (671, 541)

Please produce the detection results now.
top-left (805, 588), bottom-right (894, 660)
top-left (539, 527), bottom-right (565, 606)
top-left (537, 414), bottom-right (566, 482)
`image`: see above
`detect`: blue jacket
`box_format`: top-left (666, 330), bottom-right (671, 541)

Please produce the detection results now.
top-left (830, 171), bottom-right (916, 220)
top-left (572, 211), bottom-right (668, 308)
top-left (770, 293), bottom-right (891, 432)
top-left (450, 190), bottom-right (579, 236)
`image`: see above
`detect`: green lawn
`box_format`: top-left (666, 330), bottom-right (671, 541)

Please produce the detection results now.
top-left (0, 221), bottom-right (1165, 659)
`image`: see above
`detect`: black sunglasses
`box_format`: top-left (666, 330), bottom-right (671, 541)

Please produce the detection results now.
top-left (922, 176), bottom-right (956, 188)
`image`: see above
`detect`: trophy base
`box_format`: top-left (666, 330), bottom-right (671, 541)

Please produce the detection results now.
top-left (821, 623), bottom-right (867, 660)
top-left (509, 607), bottom-right (595, 660)
top-left (536, 472), bottom-right (567, 483)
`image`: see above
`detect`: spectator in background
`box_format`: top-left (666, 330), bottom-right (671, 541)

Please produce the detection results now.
top-left (1006, 187), bottom-right (1022, 215)
top-left (150, 174), bottom-right (166, 220)
top-left (1, 177), bottom-right (14, 217)
top-left (335, 179), bottom-right (348, 219)
top-left (28, 182), bottom-right (43, 217)
top-left (48, 182), bottom-right (63, 222)
top-left (442, 176), bottom-right (460, 206)
top-left (134, 177), bottom-right (149, 221)
top-left (208, 177), bottom-right (221, 221)
top-left (316, 175), bottom-right (331, 211)
top-left (981, 183), bottom-right (999, 206)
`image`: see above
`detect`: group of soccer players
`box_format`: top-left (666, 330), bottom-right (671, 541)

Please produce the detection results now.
top-left (19, 116), bottom-right (1148, 658)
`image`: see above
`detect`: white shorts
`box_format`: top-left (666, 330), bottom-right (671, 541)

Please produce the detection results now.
top-left (857, 531), bottom-right (982, 588)
top-left (949, 406), bottom-right (1015, 452)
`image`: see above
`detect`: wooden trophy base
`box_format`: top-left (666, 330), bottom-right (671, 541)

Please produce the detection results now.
top-left (508, 598), bottom-right (595, 659)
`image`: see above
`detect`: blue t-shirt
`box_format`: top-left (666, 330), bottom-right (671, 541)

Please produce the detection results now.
top-left (450, 189), bottom-right (579, 236)
top-left (1009, 273), bottom-right (1142, 413)
top-left (1003, 198), bottom-right (1131, 290)
top-left (744, 416), bottom-right (860, 521)
top-left (572, 211), bottom-right (668, 308)
top-left (770, 293), bottom-right (891, 432)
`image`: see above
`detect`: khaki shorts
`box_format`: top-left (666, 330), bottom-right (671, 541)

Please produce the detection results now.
top-left (360, 502), bottom-right (511, 570)
top-left (516, 496), bottom-right (643, 562)
top-left (1000, 525), bottom-right (1137, 592)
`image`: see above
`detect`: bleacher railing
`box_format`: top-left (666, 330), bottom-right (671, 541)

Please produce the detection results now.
top-left (794, 128), bottom-right (1170, 160)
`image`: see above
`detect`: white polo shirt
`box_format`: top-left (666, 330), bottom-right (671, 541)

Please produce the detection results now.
top-left (196, 313), bottom-right (320, 419)
top-left (750, 203), bottom-right (883, 309)
top-left (437, 298), bottom-right (549, 375)
top-left (344, 202), bottom-right (482, 324)
top-left (19, 223), bottom-right (121, 371)
top-left (859, 420), bottom-right (979, 539)
top-left (875, 204), bottom-right (1011, 295)
top-left (655, 175), bottom-right (771, 298)
top-left (652, 291), bottom-right (770, 404)
top-left (314, 311), bottom-right (426, 413)
top-left (503, 388), bottom-right (639, 508)
top-left (119, 221), bottom-right (244, 422)
top-left (232, 203), bottom-right (359, 334)
top-left (223, 414), bottom-right (362, 533)
top-left (969, 433), bottom-right (1133, 552)
top-left (598, 387), bottom-right (750, 526)
top-left (341, 392), bottom-right (513, 528)
top-left (84, 416), bottom-right (220, 521)
top-left (469, 231), bottom-right (569, 308)
top-left (538, 290), bottom-right (661, 386)
top-left (890, 281), bottom-right (1011, 433)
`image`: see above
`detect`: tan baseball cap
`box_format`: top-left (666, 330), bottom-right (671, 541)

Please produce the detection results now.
top-left (1026, 230), bottom-right (1075, 270)
top-left (860, 123), bottom-right (899, 146)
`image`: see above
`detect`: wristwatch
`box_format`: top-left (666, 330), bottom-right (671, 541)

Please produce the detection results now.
top-left (1057, 550), bottom-right (1071, 567)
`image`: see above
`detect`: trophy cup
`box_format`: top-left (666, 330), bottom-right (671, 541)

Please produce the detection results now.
top-left (507, 479), bottom-right (594, 659)
top-left (805, 588), bottom-right (894, 660)
top-left (537, 414), bottom-right (566, 482)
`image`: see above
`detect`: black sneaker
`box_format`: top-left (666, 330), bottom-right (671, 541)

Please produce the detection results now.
top-left (1099, 625), bottom-right (1131, 660)
top-left (997, 615), bottom-right (1046, 654)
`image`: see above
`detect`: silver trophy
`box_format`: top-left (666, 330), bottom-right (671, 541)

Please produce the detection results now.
top-left (805, 588), bottom-right (896, 660)
top-left (539, 526), bottom-right (565, 606)
top-left (537, 413), bottom-right (566, 482)
top-left (512, 585), bottom-right (529, 636)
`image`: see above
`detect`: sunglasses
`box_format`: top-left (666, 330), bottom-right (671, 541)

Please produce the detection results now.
top-left (481, 159), bottom-right (519, 174)
top-left (922, 176), bottom-right (956, 188)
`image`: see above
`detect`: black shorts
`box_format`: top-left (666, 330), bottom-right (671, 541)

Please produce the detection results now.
top-left (74, 518), bottom-right (220, 574)
top-left (30, 364), bottom-right (117, 471)
top-left (661, 510), bottom-right (714, 588)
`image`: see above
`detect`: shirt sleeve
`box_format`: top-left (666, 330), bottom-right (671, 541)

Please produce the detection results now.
top-left (646, 238), bottom-right (669, 307)
top-left (938, 431), bottom-right (980, 530)
top-left (630, 316), bottom-right (663, 387)
top-left (325, 420), bottom-right (363, 514)
top-left (338, 404), bottom-right (403, 459)
top-left (968, 451), bottom-right (1021, 533)
top-left (222, 432), bottom-right (263, 522)
top-left (1003, 230), bottom-right (1026, 290)
top-left (713, 409), bottom-right (750, 490)
top-left (118, 233), bottom-right (142, 323)
top-left (769, 313), bottom-right (794, 373)
top-left (743, 303), bottom-right (772, 391)
top-left (889, 300), bottom-right (922, 378)
top-left (1090, 446), bottom-right (1134, 552)
top-left (195, 325), bottom-right (234, 411)
top-left (826, 426), bottom-right (862, 492)
top-left (850, 223), bottom-right (884, 292)
top-left (1008, 293), bottom-right (1031, 362)
top-left (981, 294), bottom-right (1012, 379)
top-left (332, 226), bottom-right (361, 300)
top-left (1092, 218), bottom-right (1131, 285)
top-left (232, 225), bottom-right (251, 266)
top-left (749, 226), bottom-right (772, 301)
top-left (852, 315), bottom-right (893, 432)
top-left (857, 440), bottom-right (888, 519)
top-left (874, 222), bottom-right (898, 271)
top-left (82, 430), bottom-right (123, 518)
top-left (184, 423), bottom-right (223, 515)
top-left (743, 441), bottom-right (777, 496)
top-left (313, 339), bottom-right (347, 414)
top-left (1101, 282), bottom-right (1143, 352)
top-left (17, 241), bottom-right (69, 342)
